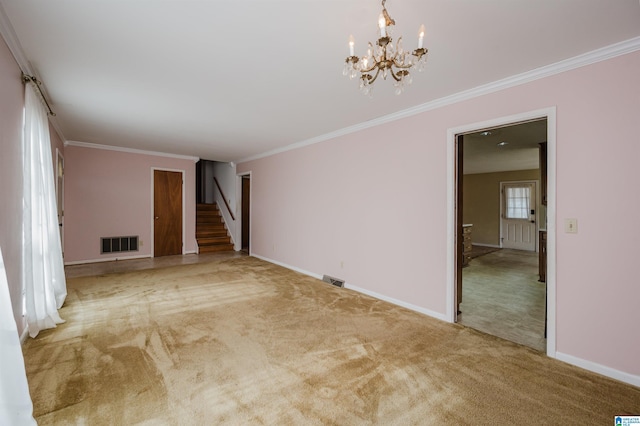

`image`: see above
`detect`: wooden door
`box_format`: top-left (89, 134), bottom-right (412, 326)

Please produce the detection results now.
top-left (154, 170), bottom-right (183, 257)
top-left (241, 176), bottom-right (250, 250)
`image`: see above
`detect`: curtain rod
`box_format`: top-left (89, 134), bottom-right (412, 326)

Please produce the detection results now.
top-left (22, 73), bottom-right (56, 116)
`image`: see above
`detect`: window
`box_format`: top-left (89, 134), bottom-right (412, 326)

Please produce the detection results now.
top-left (505, 186), bottom-right (531, 219)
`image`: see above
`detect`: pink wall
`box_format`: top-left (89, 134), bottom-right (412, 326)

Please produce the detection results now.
top-left (64, 145), bottom-right (197, 263)
top-left (0, 37), bottom-right (26, 335)
top-left (239, 51), bottom-right (640, 381)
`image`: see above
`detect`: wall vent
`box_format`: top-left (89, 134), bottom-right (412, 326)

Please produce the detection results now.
top-left (101, 236), bottom-right (139, 254)
top-left (322, 275), bottom-right (344, 288)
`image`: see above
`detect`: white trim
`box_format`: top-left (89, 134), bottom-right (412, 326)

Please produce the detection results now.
top-left (237, 36), bottom-right (640, 164)
top-left (0, 3), bottom-right (30, 74)
top-left (252, 254), bottom-right (448, 323)
top-left (215, 200), bottom-right (236, 247)
top-left (252, 254), bottom-right (323, 280)
top-left (19, 327), bottom-right (29, 345)
top-left (151, 168), bottom-right (186, 257)
top-left (446, 107), bottom-right (557, 359)
top-left (555, 352), bottom-right (640, 388)
top-left (66, 140), bottom-right (199, 162)
top-left (345, 284), bottom-right (448, 322)
top-left (0, 4), bottom-right (68, 141)
top-left (64, 254), bottom-right (151, 266)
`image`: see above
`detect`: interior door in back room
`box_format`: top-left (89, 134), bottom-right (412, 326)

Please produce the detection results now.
top-left (154, 170), bottom-right (183, 257)
top-left (501, 181), bottom-right (537, 251)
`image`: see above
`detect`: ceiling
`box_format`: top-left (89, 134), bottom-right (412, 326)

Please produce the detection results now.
top-left (463, 119), bottom-right (547, 175)
top-left (1, 1), bottom-right (639, 163)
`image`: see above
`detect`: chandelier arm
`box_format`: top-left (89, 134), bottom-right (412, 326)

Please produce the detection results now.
top-left (388, 68), bottom-right (402, 82)
top-left (368, 67), bottom-right (382, 85)
top-left (360, 62), bottom-right (378, 74)
top-left (392, 60), bottom-right (412, 69)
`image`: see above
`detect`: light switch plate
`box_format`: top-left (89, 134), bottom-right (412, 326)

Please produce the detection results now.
top-left (565, 218), bottom-right (578, 234)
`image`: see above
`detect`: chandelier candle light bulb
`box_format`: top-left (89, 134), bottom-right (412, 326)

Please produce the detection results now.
top-left (343, 0), bottom-right (428, 95)
top-left (378, 13), bottom-right (386, 37)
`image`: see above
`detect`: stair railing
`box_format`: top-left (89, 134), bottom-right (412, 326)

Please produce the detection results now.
top-left (214, 177), bottom-right (235, 221)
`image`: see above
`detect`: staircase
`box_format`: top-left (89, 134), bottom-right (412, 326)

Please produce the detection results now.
top-left (196, 204), bottom-right (234, 253)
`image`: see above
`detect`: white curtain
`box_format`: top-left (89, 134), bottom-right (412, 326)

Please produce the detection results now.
top-left (23, 83), bottom-right (67, 337)
top-left (0, 246), bottom-right (37, 425)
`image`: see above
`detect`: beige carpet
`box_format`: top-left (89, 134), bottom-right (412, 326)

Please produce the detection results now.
top-left (23, 256), bottom-right (640, 424)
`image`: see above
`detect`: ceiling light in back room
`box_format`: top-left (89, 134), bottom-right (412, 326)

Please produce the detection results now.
top-left (497, 141), bottom-right (509, 147)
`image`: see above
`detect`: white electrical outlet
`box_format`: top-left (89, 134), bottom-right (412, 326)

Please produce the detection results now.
top-left (565, 218), bottom-right (578, 234)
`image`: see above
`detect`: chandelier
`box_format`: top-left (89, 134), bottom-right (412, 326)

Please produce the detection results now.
top-left (343, 0), bottom-right (428, 95)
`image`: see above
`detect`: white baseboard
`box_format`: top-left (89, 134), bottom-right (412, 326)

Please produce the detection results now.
top-left (252, 254), bottom-right (323, 280)
top-left (20, 326), bottom-right (29, 344)
top-left (472, 243), bottom-right (501, 248)
top-left (251, 254), bottom-right (448, 323)
top-left (555, 352), bottom-right (640, 388)
top-left (344, 284), bottom-right (448, 322)
top-left (252, 255), bottom-right (639, 388)
top-left (64, 254), bottom-right (151, 266)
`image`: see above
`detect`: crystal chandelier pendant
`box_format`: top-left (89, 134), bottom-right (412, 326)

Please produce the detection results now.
top-left (343, 0), bottom-right (428, 95)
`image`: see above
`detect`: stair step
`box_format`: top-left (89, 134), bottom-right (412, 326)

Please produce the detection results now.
top-left (198, 244), bottom-right (234, 253)
top-left (195, 203), bottom-right (233, 253)
top-left (196, 203), bottom-right (218, 208)
top-left (197, 236), bottom-right (231, 244)
top-left (196, 224), bottom-right (226, 231)
top-left (196, 230), bottom-right (228, 237)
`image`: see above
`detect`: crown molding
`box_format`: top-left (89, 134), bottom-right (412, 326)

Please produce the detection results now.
top-left (1, 3), bottom-right (69, 144)
top-left (65, 141), bottom-right (200, 162)
top-left (238, 36), bottom-right (640, 164)
top-left (0, 2), bottom-right (31, 74)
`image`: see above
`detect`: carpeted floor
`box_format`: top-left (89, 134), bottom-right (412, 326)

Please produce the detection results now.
top-left (468, 244), bottom-right (501, 260)
top-left (23, 256), bottom-right (640, 424)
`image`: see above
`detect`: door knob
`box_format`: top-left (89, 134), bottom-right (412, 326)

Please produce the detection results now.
top-left (155, 217), bottom-right (159, 220)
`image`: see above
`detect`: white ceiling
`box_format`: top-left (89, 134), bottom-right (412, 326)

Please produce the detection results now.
top-left (463, 119), bottom-right (547, 175)
top-left (1, 0), bottom-right (639, 163)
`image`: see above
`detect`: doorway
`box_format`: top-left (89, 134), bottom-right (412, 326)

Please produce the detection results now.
top-left (241, 174), bottom-right (251, 252)
top-left (55, 149), bottom-right (64, 256)
top-left (448, 108), bottom-right (556, 356)
top-left (153, 169), bottom-right (184, 257)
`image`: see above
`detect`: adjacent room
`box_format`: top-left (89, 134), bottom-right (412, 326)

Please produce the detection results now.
top-left (1, 1), bottom-right (639, 424)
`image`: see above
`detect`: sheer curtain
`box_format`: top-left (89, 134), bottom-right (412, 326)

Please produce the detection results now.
top-left (0, 247), bottom-right (37, 425)
top-left (23, 82), bottom-right (67, 337)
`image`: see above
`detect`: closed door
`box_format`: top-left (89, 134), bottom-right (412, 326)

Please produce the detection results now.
top-left (501, 181), bottom-right (536, 251)
top-left (154, 170), bottom-right (183, 257)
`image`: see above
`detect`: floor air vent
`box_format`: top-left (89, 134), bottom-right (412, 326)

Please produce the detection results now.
top-left (101, 236), bottom-right (139, 254)
top-left (322, 275), bottom-right (345, 288)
